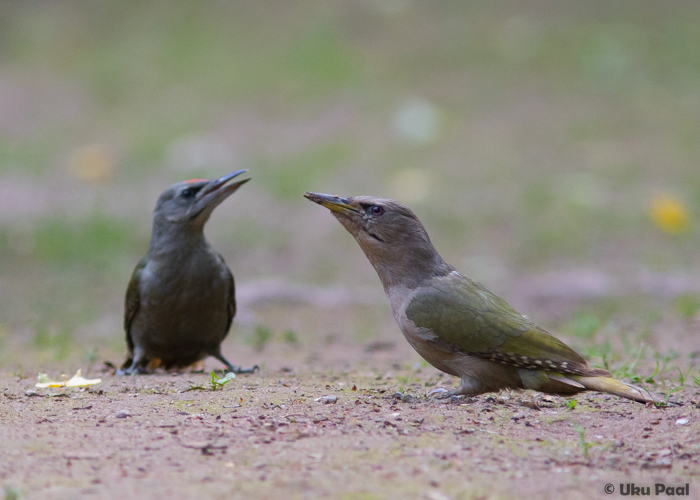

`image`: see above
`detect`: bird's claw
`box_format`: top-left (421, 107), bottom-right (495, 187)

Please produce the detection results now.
top-left (227, 364), bottom-right (260, 375)
top-left (427, 388), bottom-right (467, 404)
top-left (116, 366), bottom-right (146, 376)
top-left (427, 387), bottom-right (454, 399)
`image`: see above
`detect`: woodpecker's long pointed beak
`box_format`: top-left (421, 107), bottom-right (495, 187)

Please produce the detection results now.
top-left (200, 169), bottom-right (250, 200)
top-left (304, 192), bottom-right (359, 215)
top-left (200, 169), bottom-right (250, 206)
top-left (189, 170), bottom-right (250, 221)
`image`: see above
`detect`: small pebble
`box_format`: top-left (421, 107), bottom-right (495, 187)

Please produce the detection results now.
top-left (315, 395), bottom-right (337, 404)
top-left (675, 418), bottom-right (690, 426)
top-left (115, 410), bottom-right (132, 419)
top-left (25, 390), bottom-right (41, 397)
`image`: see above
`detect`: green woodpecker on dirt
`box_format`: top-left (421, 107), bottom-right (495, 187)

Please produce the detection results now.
top-left (305, 192), bottom-right (660, 404)
top-left (120, 170), bottom-right (258, 375)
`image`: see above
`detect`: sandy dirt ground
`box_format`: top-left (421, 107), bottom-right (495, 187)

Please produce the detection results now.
top-left (1, 343), bottom-right (698, 500)
top-left (1, 3), bottom-right (700, 500)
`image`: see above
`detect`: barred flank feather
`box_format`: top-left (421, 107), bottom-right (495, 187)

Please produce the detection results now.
top-left (477, 350), bottom-right (610, 377)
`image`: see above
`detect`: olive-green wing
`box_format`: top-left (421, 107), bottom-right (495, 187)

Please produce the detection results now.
top-left (405, 273), bottom-right (591, 372)
top-left (124, 258), bottom-right (147, 355)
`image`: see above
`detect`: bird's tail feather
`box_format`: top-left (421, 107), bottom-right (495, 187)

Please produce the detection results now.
top-left (572, 376), bottom-right (661, 404)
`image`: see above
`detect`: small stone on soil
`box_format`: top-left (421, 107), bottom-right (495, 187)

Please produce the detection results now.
top-left (315, 395), bottom-right (337, 404)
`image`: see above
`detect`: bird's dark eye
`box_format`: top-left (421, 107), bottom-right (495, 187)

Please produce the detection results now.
top-left (370, 205), bottom-right (384, 215)
top-left (181, 188), bottom-right (195, 198)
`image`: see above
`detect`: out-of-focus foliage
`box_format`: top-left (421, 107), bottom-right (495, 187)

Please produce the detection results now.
top-left (0, 1), bottom-right (698, 368)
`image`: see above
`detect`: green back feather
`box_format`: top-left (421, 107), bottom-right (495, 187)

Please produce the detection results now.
top-left (406, 273), bottom-right (587, 366)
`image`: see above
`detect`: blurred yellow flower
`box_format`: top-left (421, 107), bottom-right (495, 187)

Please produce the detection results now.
top-left (69, 144), bottom-right (113, 184)
top-left (650, 194), bottom-right (690, 234)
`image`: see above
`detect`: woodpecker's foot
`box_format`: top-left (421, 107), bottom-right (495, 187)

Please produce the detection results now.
top-left (116, 366), bottom-right (147, 376)
top-left (212, 351), bottom-right (259, 375)
top-left (427, 387), bottom-right (455, 399)
top-left (226, 364), bottom-right (260, 375)
top-left (427, 387), bottom-right (469, 404)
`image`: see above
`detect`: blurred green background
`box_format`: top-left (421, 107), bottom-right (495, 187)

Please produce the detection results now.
top-left (0, 1), bottom-right (698, 383)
